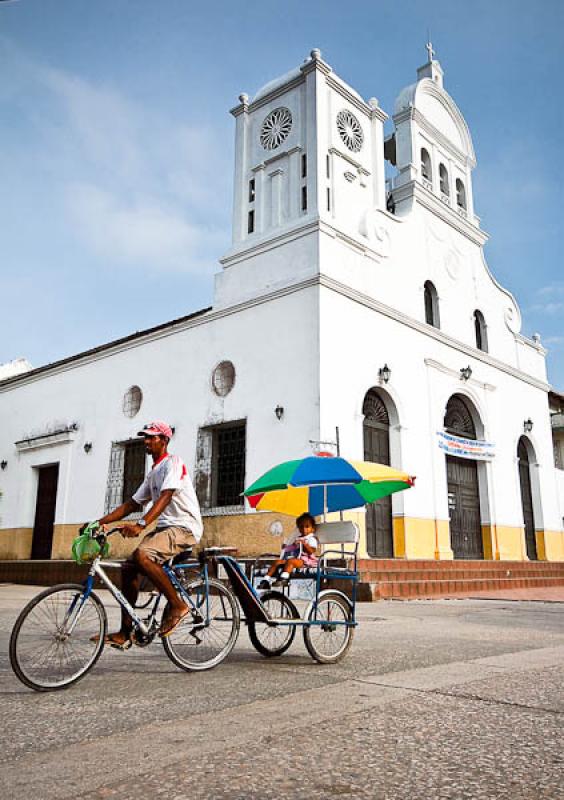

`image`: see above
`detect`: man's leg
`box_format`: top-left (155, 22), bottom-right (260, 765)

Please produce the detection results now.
top-left (133, 549), bottom-right (186, 612)
top-left (119, 562), bottom-right (143, 635)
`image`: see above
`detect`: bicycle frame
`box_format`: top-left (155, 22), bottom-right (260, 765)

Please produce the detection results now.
top-left (77, 555), bottom-right (215, 637)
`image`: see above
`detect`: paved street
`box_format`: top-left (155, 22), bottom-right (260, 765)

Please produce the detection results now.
top-left (1, 584), bottom-right (563, 800)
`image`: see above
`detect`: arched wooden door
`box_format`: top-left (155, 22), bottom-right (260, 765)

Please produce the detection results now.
top-left (444, 395), bottom-right (483, 560)
top-left (363, 390), bottom-right (393, 557)
top-left (518, 437), bottom-right (537, 560)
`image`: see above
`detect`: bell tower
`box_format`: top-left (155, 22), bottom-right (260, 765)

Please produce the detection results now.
top-left (387, 43), bottom-right (480, 233)
top-left (215, 49), bottom-right (388, 308)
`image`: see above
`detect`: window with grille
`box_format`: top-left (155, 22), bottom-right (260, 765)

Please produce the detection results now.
top-left (104, 439), bottom-right (146, 514)
top-left (214, 424), bottom-right (246, 507)
top-left (195, 421), bottom-right (246, 512)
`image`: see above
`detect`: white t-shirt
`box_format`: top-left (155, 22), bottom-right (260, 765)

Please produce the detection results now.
top-left (282, 528), bottom-right (318, 555)
top-left (132, 453), bottom-right (203, 542)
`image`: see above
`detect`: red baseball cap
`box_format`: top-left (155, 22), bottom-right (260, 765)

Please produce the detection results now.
top-left (137, 420), bottom-right (173, 439)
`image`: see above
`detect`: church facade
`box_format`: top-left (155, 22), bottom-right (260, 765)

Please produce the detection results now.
top-left (1, 48), bottom-right (563, 564)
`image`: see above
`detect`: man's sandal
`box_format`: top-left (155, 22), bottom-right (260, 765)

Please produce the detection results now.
top-left (90, 632), bottom-right (133, 651)
top-left (159, 607), bottom-right (190, 638)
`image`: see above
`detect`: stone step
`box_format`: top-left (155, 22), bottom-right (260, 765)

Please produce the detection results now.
top-left (359, 567), bottom-right (564, 583)
top-left (367, 575), bottom-right (564, 600)
top-left (357, 558), bottom-right (564, 573)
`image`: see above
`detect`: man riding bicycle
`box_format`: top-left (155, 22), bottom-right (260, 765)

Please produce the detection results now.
top-left (92, 420), bottom-right (203, 648)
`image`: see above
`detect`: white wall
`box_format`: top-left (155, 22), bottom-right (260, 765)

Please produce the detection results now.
top-left (0, 287), bottom-right (320, 528)
top-left (318, 284), bottom-right (561, 534)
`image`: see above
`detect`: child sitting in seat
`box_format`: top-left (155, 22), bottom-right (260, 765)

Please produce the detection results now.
top-left (259, 512), bottom-right (319, 589)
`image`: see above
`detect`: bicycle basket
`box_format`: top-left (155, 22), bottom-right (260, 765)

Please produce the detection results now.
top-left (71, 533), bottom-right (110, 564)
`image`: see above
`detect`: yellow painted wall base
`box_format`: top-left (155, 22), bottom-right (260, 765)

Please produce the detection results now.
top-left (0, 513), bottom-right (297, 561)
top-left (393, 517), bottom-right (453, 560)
top-left (0, 528), bottom-right (33, 560)
top-left (2, 517), bottom-right (564, 562)
top-left (537, 530), bottom-right (564, 562)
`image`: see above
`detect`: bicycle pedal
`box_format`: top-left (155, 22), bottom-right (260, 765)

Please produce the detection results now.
top-left (189, 629), bottom-right (204, 643)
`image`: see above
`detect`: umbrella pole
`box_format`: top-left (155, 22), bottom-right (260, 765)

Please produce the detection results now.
top-left (336, 426), bottom-right (344, 522)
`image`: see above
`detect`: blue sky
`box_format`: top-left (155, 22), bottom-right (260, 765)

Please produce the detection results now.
top-left (1, 0), bottom-right (563, 387)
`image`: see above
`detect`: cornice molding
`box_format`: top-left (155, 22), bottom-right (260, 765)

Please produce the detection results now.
top-left (220, 219), bottom-right (319, 267)
top-left (246, 74), bottom-right (306, 114)
top-left (328, 146), bottom-right (370, 175)
top-left (325, 74), bottom-right (376, 118)
top-left (424, 358), bottom-right (496, 391)
top-left (393, 181), bottom-right (489, 246)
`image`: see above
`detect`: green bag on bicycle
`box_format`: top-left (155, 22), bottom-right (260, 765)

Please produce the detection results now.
top-left (71, 526), bottom-right (110, 564)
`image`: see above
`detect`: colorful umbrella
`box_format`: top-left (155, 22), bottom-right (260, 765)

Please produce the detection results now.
top-left (244, 455), bottom-right (415, 517)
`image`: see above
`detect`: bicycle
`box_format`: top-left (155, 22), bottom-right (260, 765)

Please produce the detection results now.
top-left (9, 527), bottom-right (240, 692)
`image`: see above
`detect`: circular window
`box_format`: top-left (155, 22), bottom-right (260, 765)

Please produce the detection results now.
top-left (123, 385), bottom-right (142, 418)
top-left (336, 109), bottom-right (364, 152)
top-left (211, 361), bottom-right (236, 397)
top-left (260, 107), bottom-right (292, 151)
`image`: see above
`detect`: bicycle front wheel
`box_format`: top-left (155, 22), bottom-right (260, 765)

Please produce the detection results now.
top-left (162, 577), bottom-right (240, 671)
top-left (9, 584), bottom-right (107, 691)
top-left (248, 591), bottom-right (298, 657)
top-left (303, 591), bottom-right (354, 664)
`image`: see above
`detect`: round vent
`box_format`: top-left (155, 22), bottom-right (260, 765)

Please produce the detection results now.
top-left (122, 385), bottom-right (142, 418)
top-left (211, 361), bottom-right (236, 397)
top-left (260, 107), bottom-right (292, 150)
top-left (336, 109), bottom-right (364, 153)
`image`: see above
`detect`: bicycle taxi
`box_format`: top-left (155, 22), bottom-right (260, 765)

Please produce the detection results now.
top-left (9, 456), bottom-right (414, 691)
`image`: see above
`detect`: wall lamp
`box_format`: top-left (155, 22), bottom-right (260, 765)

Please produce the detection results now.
top-left (523, 419), bottom-right (534, 433)
top-left (275, 405), bottom-right (284, 421)
top-left (378, 364), bottom-right (391, 384)
top-left (460, 366), bottom-right (472, 381)
top-left (83, 442), bottom-right (93, 453)
top-left (0, 460), bottom-right (7, 470)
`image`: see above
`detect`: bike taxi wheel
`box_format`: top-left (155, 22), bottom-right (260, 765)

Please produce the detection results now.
top-left (248, 591), bottom-right (299, 657)
top-left (162, 577), bottom-right (240, 671)
top-left (303, 591), bottom-right (354, 664)
top-left (9, 584), bottom-right (107, 691)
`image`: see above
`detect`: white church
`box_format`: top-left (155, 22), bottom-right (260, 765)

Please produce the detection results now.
top-left (1, 47), bottom-right (563, 567)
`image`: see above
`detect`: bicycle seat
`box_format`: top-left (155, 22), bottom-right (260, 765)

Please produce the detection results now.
top-left (168, 548), bottom-right (194, 566)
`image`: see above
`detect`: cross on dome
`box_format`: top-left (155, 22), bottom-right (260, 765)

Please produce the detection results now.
top-left (425, 40), bottom-right (435, 62)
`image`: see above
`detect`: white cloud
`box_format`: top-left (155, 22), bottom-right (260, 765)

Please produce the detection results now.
top-left (537, 283), bottom-right (564, 298)
top-left (543, 336), bottom-right (564, 346)
top-left (528, 301), bottom-right (564, 315)
top-left (2, 40), bottom-right (231, 274)
top-left (67, 183), bottom-right (222, 273)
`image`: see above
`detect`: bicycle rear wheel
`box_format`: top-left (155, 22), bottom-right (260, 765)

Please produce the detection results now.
top-left (10, 584), bottom-right (107, 691)
top-left (162, 577), bottom-right (240, 671)
top-left (248, 591), bottom-right (298, 657)
top-left (303, 591), bottom-right (354, 664)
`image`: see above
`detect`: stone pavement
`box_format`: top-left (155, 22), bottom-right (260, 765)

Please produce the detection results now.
top-left (452, 586), bottom-right (564, 602)
top-left (1, 584), bottom-right (563, 800)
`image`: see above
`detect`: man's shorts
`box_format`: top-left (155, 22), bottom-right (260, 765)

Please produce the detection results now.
top-left (133, 526), bottom-right (197, 565)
